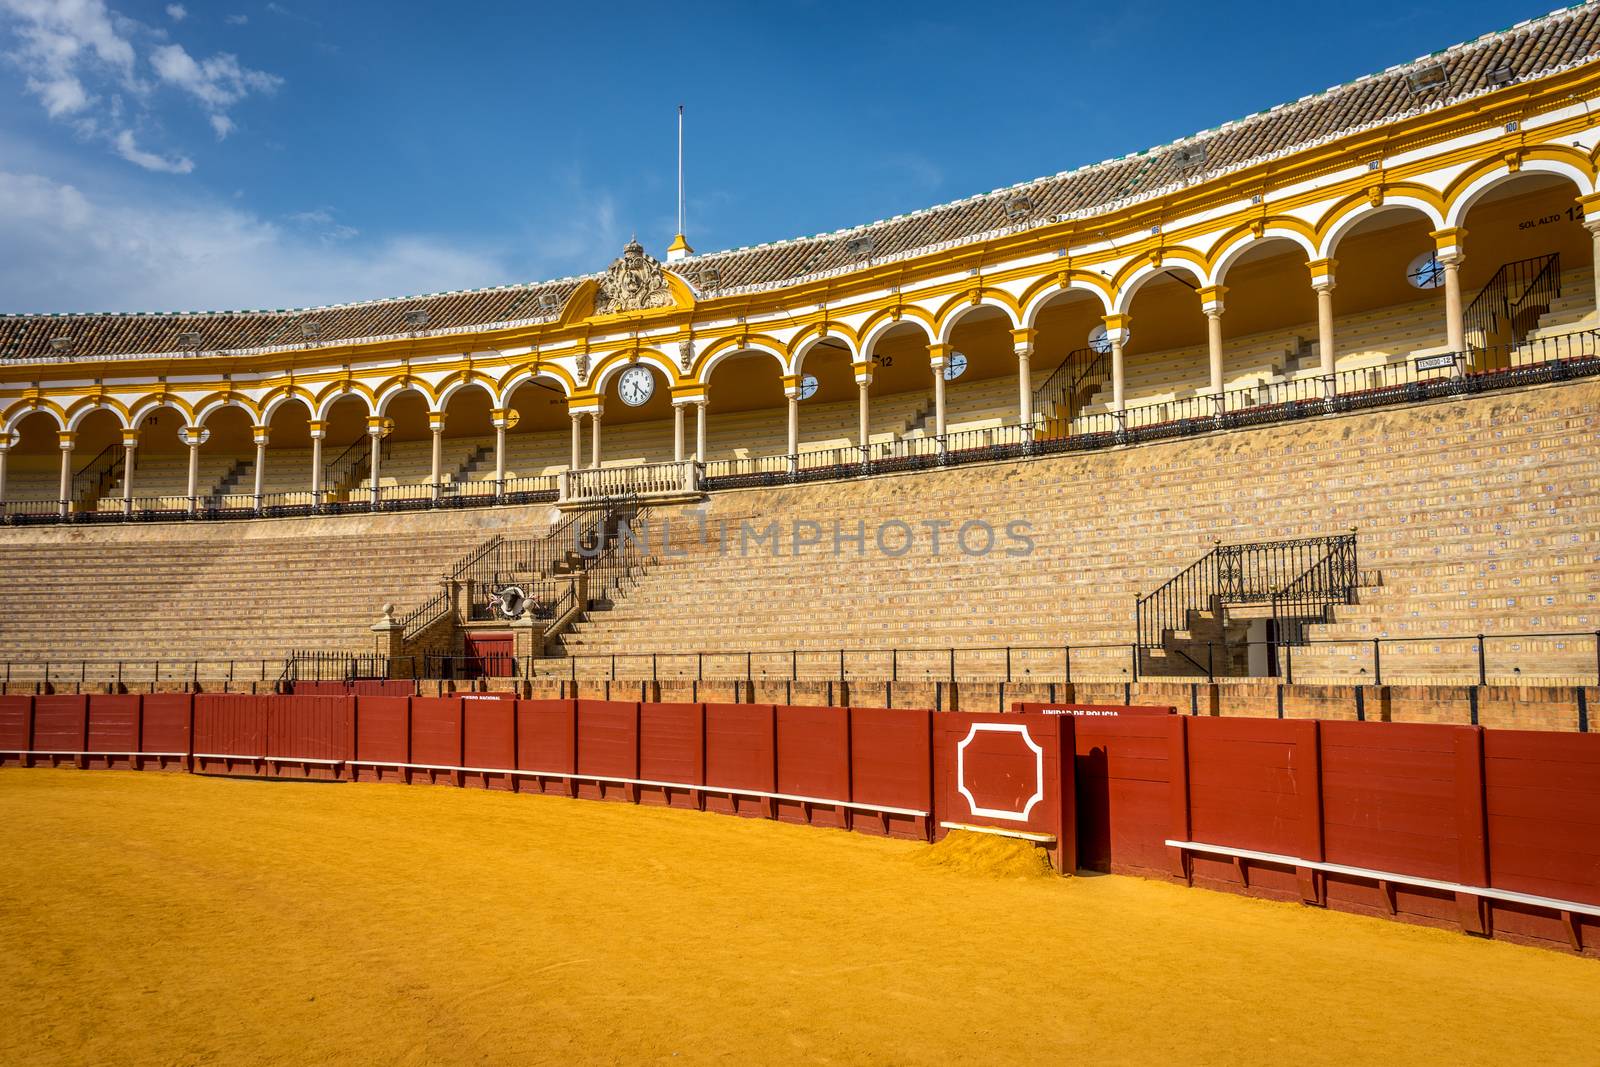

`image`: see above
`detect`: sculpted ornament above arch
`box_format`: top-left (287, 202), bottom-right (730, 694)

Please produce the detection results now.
top-left (593, 239), bottom-right (674, 316)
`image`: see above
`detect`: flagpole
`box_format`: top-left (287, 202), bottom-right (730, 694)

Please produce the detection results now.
top-left (677, 104), bottom-right (685, 237)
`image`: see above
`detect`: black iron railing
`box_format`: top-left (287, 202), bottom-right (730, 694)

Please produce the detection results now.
top-left (1136, 535), bottom-right (1359, 664)
top-left (1032, 346), bottom-right (1108, 423)
top-left (1464, 253), bottom-right (1561, 348)
top-left (71, 443), bottom-right (123, 509)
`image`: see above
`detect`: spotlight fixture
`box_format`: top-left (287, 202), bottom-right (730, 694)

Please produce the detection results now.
top-left (1171, 144), bottom-right (1207, 168)
top-left (49, 337), bottom-right (74, 355)
top-left (1486, 63), bottom-right (1515, 87)
top-left (846, 235), bottom-right (875, 261)
top-left (1004, 195), bottom-right (1035, 220)
top-left (299, 319), bottom-right (322, 340)
top-left (1406, 63), bottom-right (1449, 94)
top-left (404, 309), bottom-right (429, 328)
top-left (177, 331), bottom-right (202, 350)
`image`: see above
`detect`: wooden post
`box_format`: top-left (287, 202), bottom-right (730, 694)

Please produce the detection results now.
top-left (1168, 715), bottom-right (1191, 881)
top-left (1054, 714), bottom-right (1077, 876)
top-left (1454, 727), bottom-right (1490, 935)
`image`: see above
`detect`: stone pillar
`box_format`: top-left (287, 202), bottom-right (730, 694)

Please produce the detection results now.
top-left (1578, 194), bottom-right (1600, 317)
top-left (569, 412), bottom-right (583, 470)
top-left (57, 431), bottom-right (75, 515)
top-left (590, 406), bottom-right (603, 468)
top-left (694, 399), bottom-right (708, 463)
top-left (120, 429), bottom-right (138, 515)
top-left (853, 362), bottom-right (874, 450)
top-left (491, 407), bottom-right (509, 494)
top-left (308, 420), bottom-right (326, 501)
top-left (1012, 328), bottom-right (1036, 428)
top-left (367, 416), bottom-right (385, 505)
top-left (1431, 228), bottom-right (1467, 358)
top-left (180, 425), bottom-right (205, 513)
top-left (0, 442), bottom-right (9, 512)
top-left (251, 425), bottom-right (268, 507)
top-left (1307, 258), bottom-right (1338, 398)
top-left (785, 380), bottom-right (800, 467)
top-left (1198, 286), bottom-right (1227, 412)
top-left (1102, 314), bottom-right (1131, 423)
top-left (672, 401), bottom-right (686, 462)
top-left (429, 412), bottom-right (445, 500)
top-left (928, 343), bottom-right (949, 443)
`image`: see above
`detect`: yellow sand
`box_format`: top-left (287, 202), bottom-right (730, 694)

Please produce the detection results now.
top-left (0, 771), bottom-right (1595, 1066)
top-left (914, 827), bottom-right (1054, 878)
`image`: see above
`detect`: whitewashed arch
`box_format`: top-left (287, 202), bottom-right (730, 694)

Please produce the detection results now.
top-left (432, 377), bottom-right (497, 413)
top-left (64, 402), bottom-right (131, 432)
top-left (699, 342), bottom-right (787, 383)
top-left (1319, 198), bottom-right (1445, 259)
top-left (589, 350), bottom-right (677, 397)
top-left (194, 397), bottom-right (259, 428)
top-left (125, 397), bottom-right (192, 430)
top-left (790, 333), bottom-right (860, 376)
top-left (259, 391), bottom-right (315, 425)
top-left (1444, 160), bottom-right (1593, 230)
top-left (1112, 260), bottom-right (1206, 317)
top-left (312, 387), bottom-right (376, 422)
top-left (1019, 282), bottom-right (1114, 331)
top-left (1210, 230), bottom-right (1317, 285)
top-left (860, 317), bottom-right (933, 359)
top-left (2, 404), bottom-right (67, 436)
top-left (499, 369), bottom-right (571, 404)
top-left (373, 382), bottom-right (434, 417)
top-left (936, 297), bottom-right (1020, 345)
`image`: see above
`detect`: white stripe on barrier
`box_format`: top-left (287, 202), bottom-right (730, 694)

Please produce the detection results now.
top-left (940, 821), bottom-right (1056, 844)
top-left (344, 760), bottom-right (929, 818)
top-left (0, 749), bottom-right (188, 758)
top-left (193, 753), bottom-right (345, 765)
top-left (1165, 839), bottom-right (1600, 919)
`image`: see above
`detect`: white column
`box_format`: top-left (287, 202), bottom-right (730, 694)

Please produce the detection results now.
top-left (182, 427), bottom-right (202, 513)
top-left (492, 409), bottom-right (508, 493)
top-left (1103, 315), bottom-right (1130, 423)
top-left (569, 412), bottom-right (584, 470)
top-left (1431, 228), bottom-right (1467, 361)
top-left (1013, 328), bottom-right (1035, 428)
top-left (429, 413), bottom-right (445, 500)
top-left (252, 426), bottom-right (268, 507)
top-left (367, 421), bottom-right (383, 505)
top-left (855, 364), bottom-right (872, 450)
top-left (590, 407), bottom-right (603, 468)
top-left (1586, 215), bottom-right (1600, 317)
top-left (121, 431), bottom-right (137, 515)
top-left (0, 445), bottom-right (9, 511)
top-left (673, 402), bottom-right (686, 462)
top-left (694, 399), bottom-right (707, 463)
top-left (308, 421), bottom-right (325, 501)
top-left (786, 390), bottom-right (799, 459)
top-left (1199, 286), bottom-right (1227, 411)
top-left (929, 344), bottom-right (949, 445)
top-left (57, 432), bottom-right (74, 516)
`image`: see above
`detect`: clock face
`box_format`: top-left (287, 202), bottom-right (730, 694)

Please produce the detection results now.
top-left (798, 374), bottom-right (819, 400)
top-left (942, 351), bottom-right (968, 381)
top-left (618, 365), bottom-right (655, 406)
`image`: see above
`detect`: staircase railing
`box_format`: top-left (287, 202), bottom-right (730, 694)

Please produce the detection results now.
top-left (1270, 536), bottom-right (1361, 644)
top-left (1464, 252), bottom-right (1560, 349)
top-left (1032, 346), bottom-right (1107, 422)
top-left (324, 436), bottom-right (380, 498)
top-left (1136, 534), bottom-right (1359, 655)
top-left (70, 442), bottom-right (123, 508)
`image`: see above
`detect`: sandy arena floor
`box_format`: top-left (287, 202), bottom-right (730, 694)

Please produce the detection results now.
top-left (0, 770), bottom-right (1595, 1065)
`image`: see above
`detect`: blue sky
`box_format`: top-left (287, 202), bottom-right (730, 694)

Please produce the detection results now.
top-left (0, 0), bottom-right (1569, 313)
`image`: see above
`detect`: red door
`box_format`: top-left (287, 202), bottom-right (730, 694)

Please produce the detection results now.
top-left (464, 632), bottom-right (515, 678)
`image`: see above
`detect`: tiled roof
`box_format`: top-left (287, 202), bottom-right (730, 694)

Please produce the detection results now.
top-left (6, 4), bottom-right (1600, 362)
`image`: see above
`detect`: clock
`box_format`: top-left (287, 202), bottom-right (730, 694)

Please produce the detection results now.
top-left (798, 374), bottom-right (819, 400)
top-left (942, 351), bottom-right (968, 381)
top-left (618, 365), bottom-right (655, 406)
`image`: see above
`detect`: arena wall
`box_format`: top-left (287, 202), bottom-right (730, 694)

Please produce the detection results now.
top-left (2, 692), bottom-right (1595, 956)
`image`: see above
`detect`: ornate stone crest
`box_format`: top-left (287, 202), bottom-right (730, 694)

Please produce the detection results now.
top-left (678, 338), bottom-right (695, 372)
top-left (594, 239), bottom-right (674, 316)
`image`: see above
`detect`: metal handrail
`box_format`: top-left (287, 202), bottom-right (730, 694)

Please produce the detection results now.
top-left (1463, 252), bottom-right (1560, 348)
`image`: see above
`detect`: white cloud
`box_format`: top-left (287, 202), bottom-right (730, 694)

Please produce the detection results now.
top-left (113, 129), bottom-right (192, 173)
top-left (0, 0), bottom-right (281, 165)
top-left (0, 170), bottom-right (516, 314)
top-left (225, 14), bottom-right (248, 26)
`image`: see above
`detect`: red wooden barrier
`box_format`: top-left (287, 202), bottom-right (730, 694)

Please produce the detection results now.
top-left (193, 694), bottom-right (268, 776)
top-left (352, 696), bottom-right (410, 783)
top-left (774, 705), bottom-right (851, 829)
top-left (409, 696), bottom-right (463, 785)
top-left (0, 695), bottom-right (31, 764)
top-left (139, 694), bottom-right (191, 770)
top-left (85, 694), bottom-right (140, 769)
top-left (637, 702), bottom-right (703, 809)
top-left (576, 699), bottom-right (639, 802)
top-left (265, 695), bottom-right (351, 779)
top-left (1072, 713), bottom-right (1173, 877)
top-left (932, 711), bottom-right (1075, 874)
top-left (848, 707), bottom-right (931, 840)
top-left (704, 703), bottom-right (776, 818)
top-left (32, 695), bottom-right (88, 767)
top-left (462, 698), bottom-right (516, 790)
top-left (516, 699), bottom-right (577, 796)
top-left (1012, 702), bottom-right (1175, 717)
